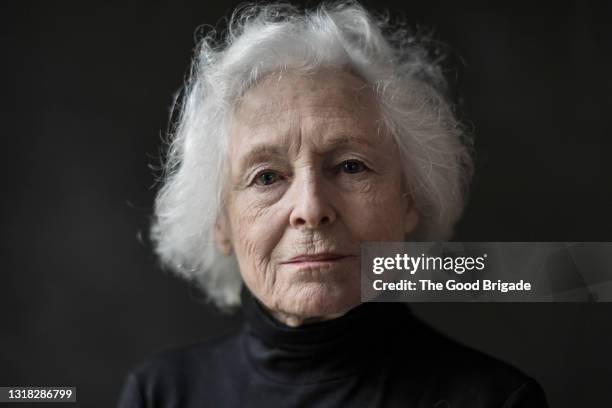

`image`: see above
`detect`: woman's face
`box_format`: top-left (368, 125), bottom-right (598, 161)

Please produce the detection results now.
top-left (217, 69), bottom-right (419, 325)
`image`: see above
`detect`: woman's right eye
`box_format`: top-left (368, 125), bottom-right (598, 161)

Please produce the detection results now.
top-left (253, 171), bottom-right (280, 186)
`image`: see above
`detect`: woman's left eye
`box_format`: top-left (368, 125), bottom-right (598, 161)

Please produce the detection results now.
top-left (340, 160), bottom-right (367, 174)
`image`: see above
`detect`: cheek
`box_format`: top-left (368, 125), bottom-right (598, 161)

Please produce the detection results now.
top-left (342, 184), bottom-right (406, 240)
top-left (228, 198), bottom-right (283, 279)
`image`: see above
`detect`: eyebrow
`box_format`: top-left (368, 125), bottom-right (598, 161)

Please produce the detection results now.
top-left (237, 145), bottom-right (287, 174)
top-left (237, 134), bottom-right (377, 173)
top-left (323, 134), bottom-right (376, 150)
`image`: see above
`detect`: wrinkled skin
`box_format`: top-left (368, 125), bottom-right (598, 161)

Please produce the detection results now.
top-left (215, 69), bottom-right (419, 326)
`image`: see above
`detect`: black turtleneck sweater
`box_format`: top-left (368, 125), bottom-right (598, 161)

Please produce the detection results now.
top-left (117, 289), bottom-right (548, 407)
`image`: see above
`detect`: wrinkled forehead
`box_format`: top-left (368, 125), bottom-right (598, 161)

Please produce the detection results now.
top-left (231, 68), bottom-right (382, 127)
top-left (224, 68), bottom-right (401, 183)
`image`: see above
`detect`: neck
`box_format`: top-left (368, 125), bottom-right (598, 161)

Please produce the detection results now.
top-left (264, 305), bottom-right (349, 327)
top-left (241, 287), bottom-right (415, 384)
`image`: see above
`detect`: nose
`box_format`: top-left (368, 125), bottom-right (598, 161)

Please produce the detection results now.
top-left (289, 171), bottom-right (336, 230)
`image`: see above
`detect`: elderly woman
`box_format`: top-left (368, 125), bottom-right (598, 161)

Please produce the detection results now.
top-left (118, 2), bottom-right (548, 407)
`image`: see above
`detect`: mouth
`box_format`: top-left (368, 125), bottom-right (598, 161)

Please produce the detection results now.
top-left (282, 253), bottom-right (353, 266)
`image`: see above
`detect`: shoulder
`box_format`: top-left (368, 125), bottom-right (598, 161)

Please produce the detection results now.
top-left (401, 316), bottom-right (548, 407)
top-left (117, 330), bottom-right (241, 408)
top-left (132, 330), bottom-right (239, 378)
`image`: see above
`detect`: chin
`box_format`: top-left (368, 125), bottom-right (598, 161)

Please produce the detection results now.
top-left (279, 282), bottom-right (361, 319)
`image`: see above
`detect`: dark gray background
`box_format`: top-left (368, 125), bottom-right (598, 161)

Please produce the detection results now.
top-left (2, 0), bottom-right (611, 407)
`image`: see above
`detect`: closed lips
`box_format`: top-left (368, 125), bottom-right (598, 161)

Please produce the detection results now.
top-left (284, 254), bottom-right (349, 263)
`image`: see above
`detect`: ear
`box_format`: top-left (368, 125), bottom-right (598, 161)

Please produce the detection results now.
top-left (402, 192), bottom-right (420, 237)
top-left (214, 214), bottom-right (233, 256)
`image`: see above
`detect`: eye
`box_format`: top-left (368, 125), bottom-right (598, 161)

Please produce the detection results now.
top-left (340, 160), bottom-right (367, 174)
top-left (253, 171), bottom-right (281, 186)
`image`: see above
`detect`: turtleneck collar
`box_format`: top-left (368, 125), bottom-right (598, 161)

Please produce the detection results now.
top-left (239, 285), bottom-right (414, 385)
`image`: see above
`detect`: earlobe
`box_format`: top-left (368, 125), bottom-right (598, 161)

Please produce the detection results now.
top-left (402, 192), bottom-right (420, 237)
top-left (214, 217), bottom-right (233, 256)
top-left (404, 207), bottom-right (420, 236)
